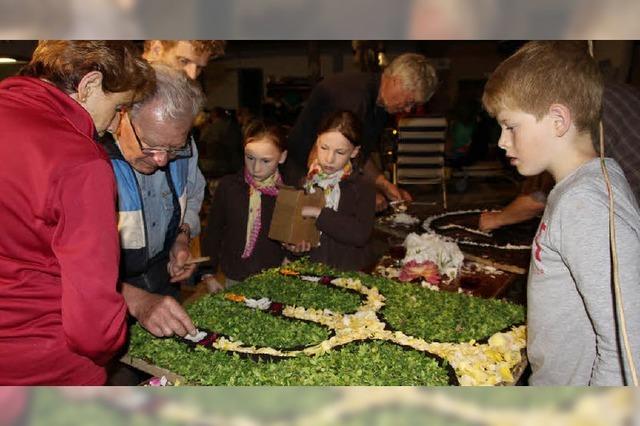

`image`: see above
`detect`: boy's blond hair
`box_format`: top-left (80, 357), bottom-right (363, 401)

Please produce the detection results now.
top-left (483, 41), bottom-right (603, 136)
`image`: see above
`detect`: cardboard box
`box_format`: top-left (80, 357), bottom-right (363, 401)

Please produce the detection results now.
top-left (268, 186), bottom-right (325, 246)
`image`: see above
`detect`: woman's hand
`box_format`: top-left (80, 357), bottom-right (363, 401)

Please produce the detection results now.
top-left (282, 241), bottom-right (312, 253)
top-left (301, 206), bottom-right (321, 218)
top-left (202, 274), bottom-right (225, 294)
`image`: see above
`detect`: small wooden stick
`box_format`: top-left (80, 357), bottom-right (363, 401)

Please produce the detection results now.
top-left (186, 256), bottom-right (211, 265)
top-left (410, 201), bottom-right (437, 206)
top-left (463, 253), bottom-right (526, 275)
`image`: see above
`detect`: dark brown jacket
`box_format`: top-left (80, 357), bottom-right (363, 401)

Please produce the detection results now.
top-left (309, 172), bottom-right (376, 271)
top-left (202, 170), bottom-right (285, 281)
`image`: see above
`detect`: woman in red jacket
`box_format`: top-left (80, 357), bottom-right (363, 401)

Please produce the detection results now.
top-left (0, 41), bottom-right (154, 385)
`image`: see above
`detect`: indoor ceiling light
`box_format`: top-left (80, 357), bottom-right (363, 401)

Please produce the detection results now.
top-left (0, 58), bottom-right (17, 63)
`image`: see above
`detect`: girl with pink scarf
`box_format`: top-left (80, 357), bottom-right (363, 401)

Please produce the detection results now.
top-left (202, 121), bottom-right (288, 292)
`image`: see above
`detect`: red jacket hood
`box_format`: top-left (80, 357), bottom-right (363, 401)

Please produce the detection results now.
top-left (0, 76), bottom-right (96, 138)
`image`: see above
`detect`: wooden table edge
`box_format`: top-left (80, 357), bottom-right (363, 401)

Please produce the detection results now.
top-left (120, 354), bottom-right (187, 385)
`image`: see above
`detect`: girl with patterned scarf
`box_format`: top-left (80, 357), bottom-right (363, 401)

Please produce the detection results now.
top-left (286, 111), bottom-right (376, 271)
top-left (203, 120), bottom-right (287, 292)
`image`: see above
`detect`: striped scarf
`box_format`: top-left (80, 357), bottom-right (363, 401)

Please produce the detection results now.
top-left (303, 159), bottom-right (352, 211)
top-left (242, 168), bottom-right (282, 258)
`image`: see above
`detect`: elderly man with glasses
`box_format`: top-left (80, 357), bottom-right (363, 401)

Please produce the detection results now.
top-left (101, 63), bottom-right (205, 339)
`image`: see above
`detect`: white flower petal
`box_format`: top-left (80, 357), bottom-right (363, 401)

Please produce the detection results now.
top-left (300, 275), bottom-right (321, 282)
top-left (184, 330), bottom-right (208, 343)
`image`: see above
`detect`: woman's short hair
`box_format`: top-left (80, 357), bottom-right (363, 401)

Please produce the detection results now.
top-left (21, 40), bottom-right (155, 99)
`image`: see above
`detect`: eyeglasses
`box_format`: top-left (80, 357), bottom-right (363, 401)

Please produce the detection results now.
top-left (129, 117), bottom-right (192, 159)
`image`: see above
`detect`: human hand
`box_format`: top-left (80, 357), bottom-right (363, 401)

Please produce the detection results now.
top-left (124, 284), bottom-right (197, 337)
top-left (377, 177), bottom-right (412, 203)
top-left (203, 274), bottom-right (225, 294)
top-left (398, 187), bottom-right (413, 202)
top-left (478, 211), bottom-right (503, 232)
top-left (168, 234), bottom-right (197, 283)
top-left (282, 241), bottom-right (312, 253)
top-left (301, 206), bottom-right (321, 218)
top-left (375, 192), bottom-right (389, 212)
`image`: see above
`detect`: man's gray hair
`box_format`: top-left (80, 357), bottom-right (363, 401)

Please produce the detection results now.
top-left (383, 53), bottom-right (438, 103)
top-left (130, 63), bottom-right (205, 121)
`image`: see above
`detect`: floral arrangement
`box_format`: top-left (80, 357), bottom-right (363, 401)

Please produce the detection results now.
top-left (399, 232), bottom-right (465, 285)
top-left (129, 261), bottom-right (525, 386)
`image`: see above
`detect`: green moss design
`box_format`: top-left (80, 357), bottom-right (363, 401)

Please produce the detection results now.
top-left (237, 268), bottom-right (363, 313)
top-left (129, 333), bottom-right (450, 385)
top-left (187, 296), bottom-right (330, 349)
top-left (370, 275), bottom-right (525, 342)
top-left (129, 260), bottom-right (525, 385)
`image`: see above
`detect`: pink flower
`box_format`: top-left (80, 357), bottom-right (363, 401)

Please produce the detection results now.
top-left (320, 276), bottom-right (335, 285)
top-left (197, 333), bottom-right (219, 347)
top-left (148, 376), bottom-right (169, 386)
top-left (398, 260), bottom-right (441, 284)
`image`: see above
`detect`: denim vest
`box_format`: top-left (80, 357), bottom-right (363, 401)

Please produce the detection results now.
top-left (101, 133), bottom-right (188, 296)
